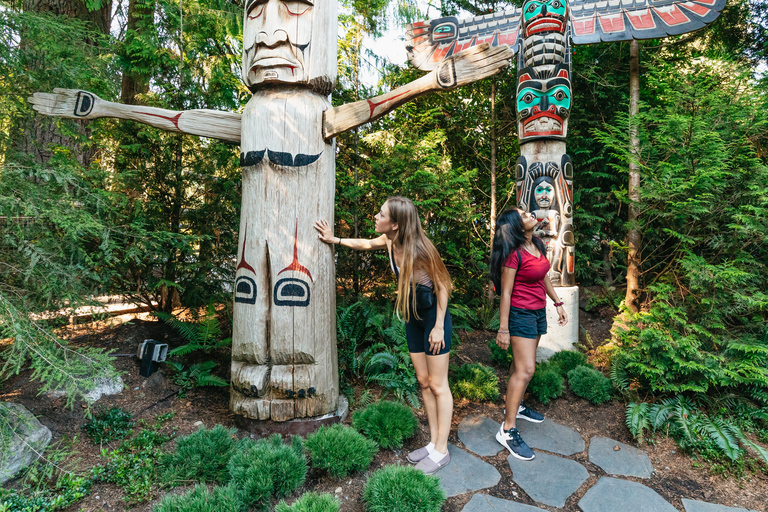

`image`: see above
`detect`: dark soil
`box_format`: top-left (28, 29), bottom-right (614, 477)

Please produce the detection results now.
top-left (1, 288), bottom-right (766, 511)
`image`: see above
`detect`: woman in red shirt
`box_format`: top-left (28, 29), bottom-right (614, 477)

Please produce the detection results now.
top-left (489, 208), bottom-right (568, 461)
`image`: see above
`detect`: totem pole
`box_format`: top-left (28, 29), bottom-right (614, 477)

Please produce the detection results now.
top-left (30, 1), bottom-right (512, 421)
top-left (404, 0), bottom-right (726, 354)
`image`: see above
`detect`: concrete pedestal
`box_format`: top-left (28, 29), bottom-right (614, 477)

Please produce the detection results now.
top-left (536, 286), bottom-right (579, 362)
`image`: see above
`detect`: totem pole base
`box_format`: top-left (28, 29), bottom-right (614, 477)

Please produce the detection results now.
top-left (234, 395), bottom-right (349, 438)
top-left (536, 286), bottom-right (579, 362)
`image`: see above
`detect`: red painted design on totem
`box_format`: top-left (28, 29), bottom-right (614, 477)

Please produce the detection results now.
top-left (626, 8), bottom-right (656, 30)
top-left (141, 111), bottom-right (183, 130)
top-left (557, 69), bottom-right (569, 79)
top-left (497, 31), bottom-right (517, 46)
top-left (680, 2), bottom-right (711, 16)
top-left (236, 227), bottom-right (256, 273)
top-left (526, 18), bottom-right (564, 37)
top-left (598, 13), bottom-right (625, 33)
top-left (572, 15), bottom-right (595, 35)
top-left (367, 90), bottom-right (411, 118)
top-left (568, 255), bottom-right (574, 273)
top-left (278, 221), bottom-right (313, 282)
top-left (431, 41), bottom-right (456, 62)
top-left (653, 5), bottom-right (690, 25)
top-left (693, 0), bottom-right (717, 5)
top-left (476, 32), bottom-right (495, 46)
top-left (519, 73), bottom-right (533, 82)
top-left (453, 36), bottom-right (477, 53)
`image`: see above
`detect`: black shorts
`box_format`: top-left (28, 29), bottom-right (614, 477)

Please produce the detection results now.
top-left (405, 303), bottom-right (452, 356)
top-left (508, 306), bottom-right (547, 338)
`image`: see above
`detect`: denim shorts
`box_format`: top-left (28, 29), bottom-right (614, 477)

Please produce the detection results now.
top-left (405, 302), bottom-right (452, 356)
top-left (508, 306), bottom-right (547, 338)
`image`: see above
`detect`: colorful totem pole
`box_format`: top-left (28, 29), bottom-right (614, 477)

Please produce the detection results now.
top-left (30, 1), bottom-right (512, 421)
top-left (404, 0), bottom-right (726, 354)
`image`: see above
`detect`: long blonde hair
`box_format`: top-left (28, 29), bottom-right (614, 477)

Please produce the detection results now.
top-left (386, 196), bottom-right (452, 322)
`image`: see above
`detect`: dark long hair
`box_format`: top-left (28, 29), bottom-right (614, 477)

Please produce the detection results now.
top-left (489, 208), bottom-right (547, 292)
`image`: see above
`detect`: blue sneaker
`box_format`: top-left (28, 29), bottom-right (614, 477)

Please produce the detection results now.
top-left (496, 422), bottom-right (535, 460)
top-left (517, 400), bottom-right (544, 423)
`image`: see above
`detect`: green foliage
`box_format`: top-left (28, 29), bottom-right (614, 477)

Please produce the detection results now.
top-left (548, 351), bottom-right (589, 377)
top-left (304, 424), bottom-right (378, 479)
top-left (92, 413), bottom-right (176, 505)
top-left (567, 366), bottom-right (612, 405)
top-left (165, 361), bottom-right (229, 394)
top-left (450, 363), bottom-right (499, 402)
top-left (0, 473), bottom-right (92, 512)
top-left (155, 304), bottom-right (232, 357)
top-left (352, 400), bottom-right (418, 449)
top-left (527, 362), bottom-right (565, 405)
top-left (227, 434), bottom-right (307, 508)
top-left (583, 287), bottom-right (624, 312)
top-left (153, 483), bottom-right (244, 512)
top-left (83, 407), bottom-right (134, 444)
top-left (160, 425), bottom-right (237, 486)
top-left (362, 465), bottom-right (445, 512)
top-left (275, 492), bottom-right (340, 512)
top-left (487, 339), bottom-right (514, 367)
top-left (336, 299), bottom-right (388, 379)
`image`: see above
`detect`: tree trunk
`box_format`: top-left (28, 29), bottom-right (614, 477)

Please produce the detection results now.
top-left (625, 40), bottom-right (641, 313)
top-left (121, 0), bottom-right (154, 105)
top-left (486, 80), bottom-right (497, 303)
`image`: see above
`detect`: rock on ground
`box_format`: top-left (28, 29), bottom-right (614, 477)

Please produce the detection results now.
top-left (0, 402), bottom-right (52, 484)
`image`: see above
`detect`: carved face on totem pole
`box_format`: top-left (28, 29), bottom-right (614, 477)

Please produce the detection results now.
top-left (521, 0), bottom-right (567, 37)
top-left (242, 0), bottom-right (336, 94)
top-left (534, 178), bottom-right (556, 209)
top-left (516, 64), bottom-right (571, 142)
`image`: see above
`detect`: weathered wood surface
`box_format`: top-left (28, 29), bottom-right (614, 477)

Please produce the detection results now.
top-left (231, 89), bottom-right (338, 422)
top-left (323, 43), bottom-right (513, 139)
top-left (29, 89), bottom-right (242, 143)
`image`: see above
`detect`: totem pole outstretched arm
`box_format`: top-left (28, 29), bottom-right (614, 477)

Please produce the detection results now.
top-left (29, 89), bottom-right (242, 143)
top-left (323, 43), bottom-right (513, 140)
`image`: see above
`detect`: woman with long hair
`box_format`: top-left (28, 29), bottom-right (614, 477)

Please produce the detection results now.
top-left (489, 208), bottom-right (568, 460)
top-left (314, 196), bottom-right (454, 474)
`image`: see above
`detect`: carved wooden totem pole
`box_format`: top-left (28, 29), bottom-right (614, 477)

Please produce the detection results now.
top-left (404, 0), bottom-right (726, 352)
top-left (31, 1), bottom-right (512, 421)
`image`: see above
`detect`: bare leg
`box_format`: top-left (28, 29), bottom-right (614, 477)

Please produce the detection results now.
top-left (504, 336), bottom-right (540, 429)
top-left (411, 352), bottom-right (438, 445)
top-left (426, 353), bottom-right (452, 454)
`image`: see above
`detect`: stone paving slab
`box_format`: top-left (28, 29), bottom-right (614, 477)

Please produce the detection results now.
top-left (507, 450), bottom-right (589, 508)
top-left (461, 494), bottom-right (548, 512)
top-left (588, 436), bottom-right (654, 478)
top-left (681, 498), bottom-right (758, 512)
top-left (436, 443), bottom-right (501, 498)
top-left (517, 418), bottom-right (585, 456)
top-left (578, 477), bottom-right (676, 512)
top-left (458, 415), bottom-right (504, 457)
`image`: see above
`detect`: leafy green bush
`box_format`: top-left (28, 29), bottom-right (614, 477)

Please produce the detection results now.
top-left (153, 484), bottom-right (244, 512)
top-left (0, 473), bottom-right (92, 512)
top-left (487, 340), bottom-right (514, 367)
top-left (82, 407), bottom-right (134, 444)
top-left (160, 425), bottom-right (237, 486)
top-left (304, 424), bottom-right (378, 478)
top-left (450, 363), bottom-right (499, 402)
top-left (548, 351), bottom-right (588, 377)
top-left (275, 492), bottom-right (340, 512)
top-left (527, 362), bottom-right (565, 405)
top-left (362, 465), bottom-right (445, 512)
top-left (352, 400), bottom-right (418, 449)
top-left (567, 365), bottom-right (612, 405)
top-left (227, 434), bottom-right (307, 507)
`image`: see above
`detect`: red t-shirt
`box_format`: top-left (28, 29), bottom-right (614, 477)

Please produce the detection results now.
top-left (503, 249), bottom-right (550, 310)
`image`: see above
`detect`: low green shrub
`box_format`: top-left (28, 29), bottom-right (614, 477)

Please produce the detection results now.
top-left (568, 365), bottom-right (612, 405)
top-left (362, 465), bottom-right (445, 512)
top-left (548, 351), bottom-right (588, 376)
top-left (0, 473), bottom-right (92, 512)
top-left (83, 407), bottom-right (134, 444)
top-left (352, 400), bottom-right (418, 449)
top-left (527, 362), bottom-right (565, 405)
top-left (160, 425), bottom-right (237, 486)
top-left (487, 340), bottom-right (514, 367)
top-left (275, 492), bottom-right (340, 512)
top-left (450, 363), bottom-right (500, 402)
top-left (227, 434), bottom-right (307, 508)
top-left (304, 424), bottom-right (378, 478)
top-left (153, 484), bottom-right (244, 512)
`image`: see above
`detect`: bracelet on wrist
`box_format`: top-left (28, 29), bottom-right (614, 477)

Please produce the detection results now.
top-left (553, 301), bottom-right (564, 307)
top-left (336, 237), bottom-right (341, 245)
top-left (497, 329), bottom-right (509, 334)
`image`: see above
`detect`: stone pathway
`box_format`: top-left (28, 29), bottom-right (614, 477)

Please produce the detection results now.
top-left (451, 415), bottom-right (759, 512)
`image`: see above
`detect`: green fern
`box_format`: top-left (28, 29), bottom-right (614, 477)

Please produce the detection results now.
top-left (699, 415), bottom-right (742, 461)
top-left (626, 402), bottom-right (650, 442)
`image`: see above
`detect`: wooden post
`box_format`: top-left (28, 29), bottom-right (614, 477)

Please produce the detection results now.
top-left (625, 39), bottom-right (641, 313)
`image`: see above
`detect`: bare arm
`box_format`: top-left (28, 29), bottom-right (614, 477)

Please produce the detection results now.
top-left (323, 43), bottom-right (513, 139)
top-left (29, 89), bottom-right (242, 143)
top-left (544, 275), bottom-right (568, 326)
top-left (313, 219), bottom-right (388, 251)
top-left (428, 278), bottom-right (451, 355)
top-left (496, 266), bottom-right (516, 350)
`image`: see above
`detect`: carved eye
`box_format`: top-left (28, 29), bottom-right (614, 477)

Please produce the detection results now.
top-left (247, 5), bottom-right (264, 19)
top-left (554, 90), bottom-right (567, 101)
top-left (552, 0), bottom-right (562, 9)
top-left (527, 3), bottom-right (538, 12)
top-left (285, 1), bottom-right (312, 15)
top-left (522, 93), bottom-right (535, 103)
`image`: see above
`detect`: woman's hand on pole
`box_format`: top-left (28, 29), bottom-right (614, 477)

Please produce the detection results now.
top-left (428, 326), bottom-right (445, 355)
top-left (313, 219), bottom-right (335, 244)
top-left (556, 306), bottom-right (568, 326)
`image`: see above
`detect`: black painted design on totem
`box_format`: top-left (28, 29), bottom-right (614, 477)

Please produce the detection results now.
top-left (436, 57), bottom-right (458, 89)
top-left (274, 277), bottom-right (310, 307)
top-left (240, 149), bottom-right (323, 168)
top-left (235, 276), bottom-right (257, 304)
top-left (241, 150), bottom-right (266, 167)
top-left (74, 91), bottom-right (95, 118)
